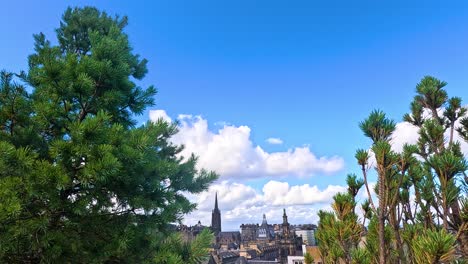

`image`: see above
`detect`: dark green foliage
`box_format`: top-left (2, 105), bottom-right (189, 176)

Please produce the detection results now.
top-left (364, 216), bottom-right (397, 264)
top-left (359, 110), bottom-right (396, 143)
top-left (317, 192), bottom-right (363, 264)
top-left (346, 173), bottom-right (364, 199)
top-left (154, 228), bottom-right (214, 264)
top-left (412, 228), bottom-right (456, 264)
top-left (0, 6), bottom-right (216, 263)
top-left (350, 248), bottom-right (371, 264)
top-left (304, 252), bottom-right (314, 264)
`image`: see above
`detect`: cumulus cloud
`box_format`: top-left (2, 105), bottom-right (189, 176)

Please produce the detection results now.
top-left (149, 110), bottom-right (172, 123)
top-left (262, 181), bottom-right (347, 206)
top-left (149, 110), bottom-right (344, 179)
top-left (266, 137), bottom-right (283, 145)
top-left (183, 180), bottom-right (346, 230)
top-left (390, 122), bottom-right (420, 153)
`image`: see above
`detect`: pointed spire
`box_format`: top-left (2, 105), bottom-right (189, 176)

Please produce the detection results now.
top-left (283, 208), bottom-right (288, 225)
top-left (262, 213), bottom-right (267, 225)
top-left (211, 192), bottom-right (221, 234)
top-left (282, 208), bottom-right (290, 238)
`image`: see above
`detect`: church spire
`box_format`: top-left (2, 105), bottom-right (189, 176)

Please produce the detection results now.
top-left (211, 192), bottom-right (221, 235)
top-left (282, 208), bottom-right (290, 238)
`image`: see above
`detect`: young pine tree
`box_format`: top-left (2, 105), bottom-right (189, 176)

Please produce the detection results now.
top-left (316, 187), bottom-right (363, 264)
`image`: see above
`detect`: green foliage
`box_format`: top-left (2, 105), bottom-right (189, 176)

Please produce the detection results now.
top-left (154, 228), bottom-right (214, 264)
top-left (364, 216), bottom-right (397, 264)
top-left (361, 199), bottom-right (373, 220)
top-left (403, 100), bottom-right (424, 126)
top-left (317, 192), bottom-right (362, 264)
top-left (444, 97), bottom-right (466, 127)
top-left (0, 6), bottom-right (216, 263)
top-left (355, 148), bottom-right (370, 167)
top-left (350, 248), bottom-right (371, 264)
top-left (412, 229), bottom-right (457, 264)
top-left (414, 76), bottom-right (448, 114)
top-left (304, 252), bottom-right (314, 264)
top-left (359, 110), bottom-right (396, 143)
top-left (346, 173), bottom-right (364, 199)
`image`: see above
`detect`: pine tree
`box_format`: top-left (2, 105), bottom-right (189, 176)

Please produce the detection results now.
top-left (316, 190), bottom-right (363, 264)
top-left (404, 76), bottom-right (468, 257)
top-left (0, 7), bottom-right (217, 263)
top-left (358, 110), bottom-right (398, 264)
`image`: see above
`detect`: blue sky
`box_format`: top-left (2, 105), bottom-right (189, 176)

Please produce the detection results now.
top-left (3, 0), bottom-right (468, 229)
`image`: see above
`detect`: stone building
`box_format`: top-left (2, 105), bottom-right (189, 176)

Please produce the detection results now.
top-left (208, 194), bottom-right (301, 263)
top-left (240, 214), bottom-right (275, 244)
top-left (209, 193), bottom-right (242, 250)
top-left (178, 220), bottom-right (208, 242)
top-left (277, 209), bottom-right (297, 263)
top-left (240, 223), bottom-right (259, 244)
top-left (258, 214), bottom-right (275, 241)
top-left (218, 231), bottom-right (242, 250)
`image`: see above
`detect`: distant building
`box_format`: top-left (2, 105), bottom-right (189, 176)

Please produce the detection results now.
top-left (218, 231), bottom-right (242, 250)
top-left (178, 220), bottom-right (209, 242)
top-left (240, 215), bottom-right (275, 245)
top-left (208, 195), bottom-right (302, 263)
top-left (287, 256), bottom-right (305, 264)
top-left (258, 214), bottom-right (275, 241)
top-left (240, 223), bottom-right (259, 244)
top-left (209, 193), bottom-right (242, 250)
top-left (278, 209), bottom-right (297, 263)
top-left (294, 230), bottom-right (316, 246)
top-left (284, 245), bottom-right (323, 264)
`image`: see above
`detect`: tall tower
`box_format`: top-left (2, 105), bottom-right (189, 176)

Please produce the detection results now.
top-left (282, 208), bottom-right (290, 238)
top-left (211, 192), bottom-right (221, 235)
top-left (280, 208), bottom-right (295, 261)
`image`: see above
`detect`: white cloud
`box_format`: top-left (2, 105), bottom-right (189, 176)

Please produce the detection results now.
top-left (183, 180), bottom-right (346, 230)
top-left (149, 110), bottom-right (344, 179)
top-left (262, 181), bottom-right (347, 206)
top-left (266, 137), bottom-right (283, 145)
top-left (178, 114), bottom-right (193, 120)
top-left (390, 122), bottom-right (420, 153)
top-left (149, 110), bottom-right (172, 123)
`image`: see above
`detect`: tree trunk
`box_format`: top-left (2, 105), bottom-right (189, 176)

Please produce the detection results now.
top-left (378, 213), bottom-right (386, 264)
top-left (442, 191), bottom-right (449, 230)
top-left (459, 230), bottom-right (468, 259)
top-left (449, 121), bottom-right (455, 145)
top-left (390, 209), bottom-right (405, 264)
top-left (378, 179), bottom-right (386, 264)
